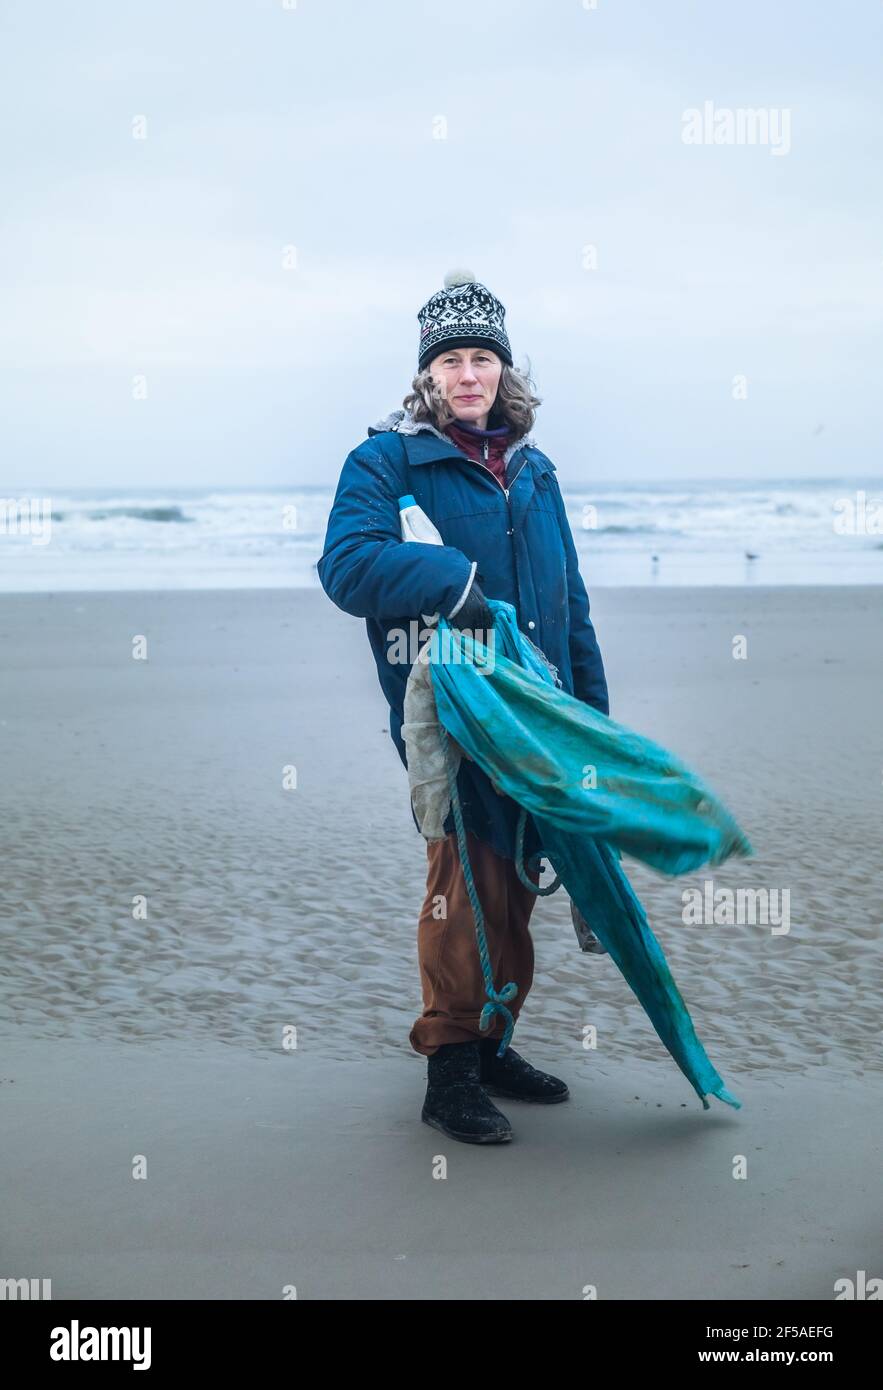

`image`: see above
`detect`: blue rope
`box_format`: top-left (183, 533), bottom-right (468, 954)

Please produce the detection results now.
top-left (433, 622), bottom-right (562, 1058)
top-left (514, 808), bottom-right (563, 895)
top-left (439, 723), bottom-right (518, 1059)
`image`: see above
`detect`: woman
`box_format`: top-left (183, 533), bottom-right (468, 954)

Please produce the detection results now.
top-left (318, 270), bottom-right (609, 1145)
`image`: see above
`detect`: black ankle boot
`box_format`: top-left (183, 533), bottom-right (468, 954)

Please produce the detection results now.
top-left (479, 1039), bottom-right (570, 1103)
top-left (422, 1041), bottom-right (513, 1144)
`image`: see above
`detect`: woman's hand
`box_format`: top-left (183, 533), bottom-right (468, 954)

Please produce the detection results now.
top-left (448, 578), bottom-right (493, 637)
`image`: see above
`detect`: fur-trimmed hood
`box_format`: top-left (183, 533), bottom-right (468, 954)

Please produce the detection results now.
top-left (369, 407), bottom-right (537, 471)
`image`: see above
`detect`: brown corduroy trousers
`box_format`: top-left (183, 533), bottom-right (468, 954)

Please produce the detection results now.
top-left (409, 829), bottom-right (540, 1056)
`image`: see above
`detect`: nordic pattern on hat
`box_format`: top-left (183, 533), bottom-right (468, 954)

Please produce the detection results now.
top-left (417, 269), bottom-right (513, 369)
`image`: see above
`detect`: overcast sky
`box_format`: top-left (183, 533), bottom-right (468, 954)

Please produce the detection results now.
top-left (1, 0), bottom-right (880, 488)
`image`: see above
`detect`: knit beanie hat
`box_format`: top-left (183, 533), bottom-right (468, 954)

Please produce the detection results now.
top-left (417, 269), bottom-right (513, 371)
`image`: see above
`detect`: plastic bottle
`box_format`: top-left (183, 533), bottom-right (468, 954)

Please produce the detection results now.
top-left (399, 494), bottom-right (444, 546)
top-left (398, 495), bottom-right (444, 627)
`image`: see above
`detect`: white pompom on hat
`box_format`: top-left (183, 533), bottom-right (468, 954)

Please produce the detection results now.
top-left (417, 268), bottom-right (513, 370)
top-left (444, 268), bottom-right (477, 289)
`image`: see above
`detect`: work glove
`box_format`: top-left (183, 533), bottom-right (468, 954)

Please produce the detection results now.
top-left (447, 578), bottom-right (493, 638)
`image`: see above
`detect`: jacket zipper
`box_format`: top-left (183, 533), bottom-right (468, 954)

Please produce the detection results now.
top-left (460, 445), bottom-right (529, 550)
top-left (448, 440), bottom-right (530, 581)
top-left (467, 442), bottom-right (528, 501)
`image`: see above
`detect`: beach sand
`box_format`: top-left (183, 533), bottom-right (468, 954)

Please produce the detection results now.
top-left (1, 586), bottom-right (880, 1299)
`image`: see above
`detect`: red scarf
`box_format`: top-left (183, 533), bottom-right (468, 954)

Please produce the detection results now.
top-left (444, 418), bottom-right (511, 485)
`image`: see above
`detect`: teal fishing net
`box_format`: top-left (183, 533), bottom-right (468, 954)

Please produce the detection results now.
top-left (428, 600), bottom-right (753, 1110)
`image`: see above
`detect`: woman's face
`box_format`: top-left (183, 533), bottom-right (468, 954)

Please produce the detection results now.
top-left (429, 346), bottom-right (502, 429)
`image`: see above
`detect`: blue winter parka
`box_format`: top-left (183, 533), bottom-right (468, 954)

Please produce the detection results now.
top-left (316, 408), bottom-right (609, 863)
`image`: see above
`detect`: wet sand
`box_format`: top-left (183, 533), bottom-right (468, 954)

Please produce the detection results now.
top-left (1, 1036), bottom-right (878, 1301)
top-left (0, 586), bottom-right (880, 1298)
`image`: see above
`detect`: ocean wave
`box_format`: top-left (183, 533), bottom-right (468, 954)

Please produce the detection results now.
top-left (52, 506), bottom-right (195, 523)
top-left (591, 523), bottom-right (681, 536)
